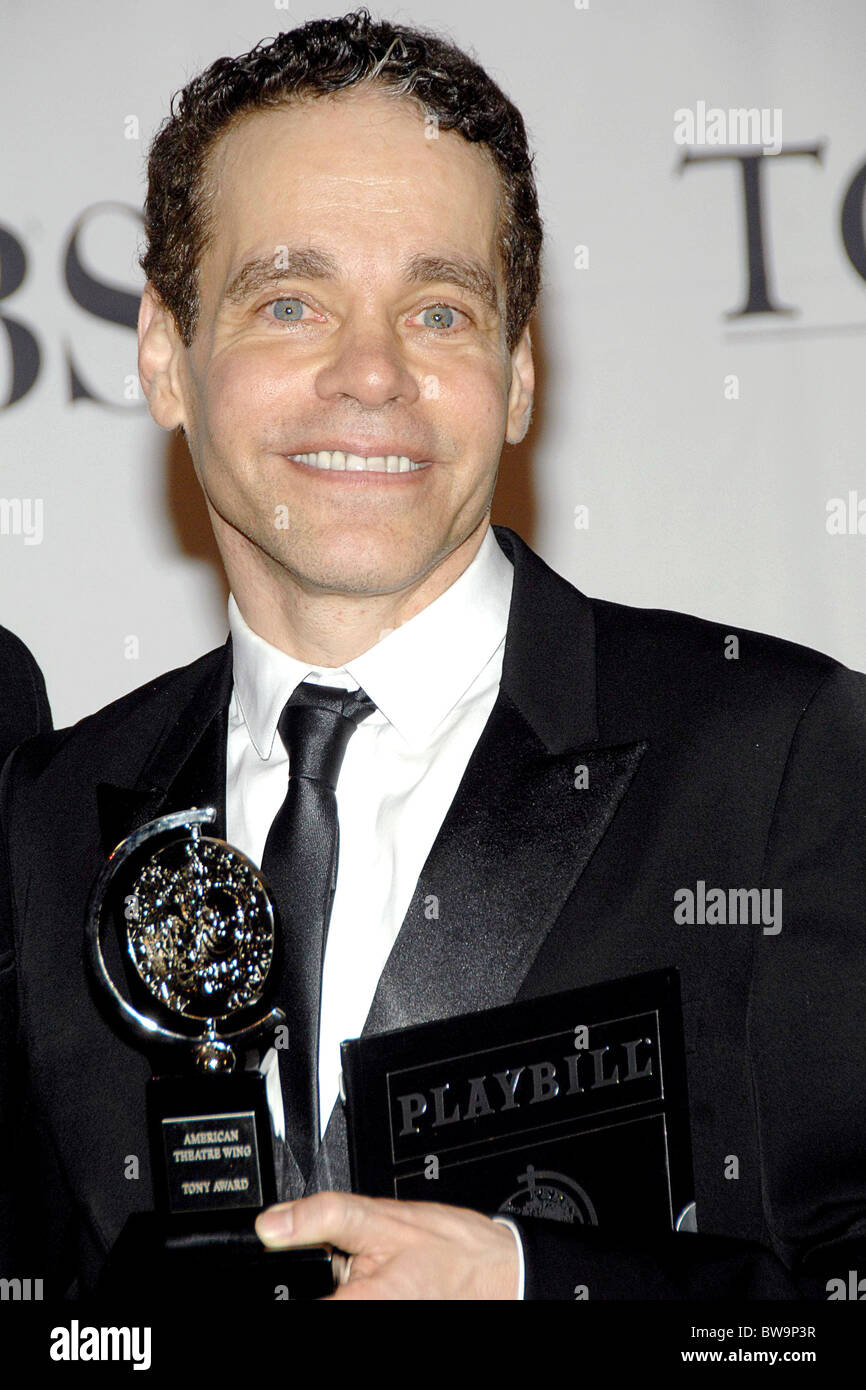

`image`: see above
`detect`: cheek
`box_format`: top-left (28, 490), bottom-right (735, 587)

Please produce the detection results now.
top-left (448, 349), bottom-right (506, 402)
top-left (200, 350), bottom-right (294, 445)
top-left (445, 365), bottom-right (506, 444)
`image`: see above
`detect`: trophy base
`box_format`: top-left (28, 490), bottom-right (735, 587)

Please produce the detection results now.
top-left (94, 1211), bottom-right (335, 1302)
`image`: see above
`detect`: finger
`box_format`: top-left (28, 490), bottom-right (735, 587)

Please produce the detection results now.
top-left (256, 1191), bottom-right (398, 1253)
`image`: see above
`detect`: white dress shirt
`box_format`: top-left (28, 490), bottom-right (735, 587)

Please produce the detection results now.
top-left (225, 525), bottom-right (524, 1295)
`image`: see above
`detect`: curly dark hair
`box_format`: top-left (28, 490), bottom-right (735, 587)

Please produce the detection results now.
top-left (138, 8), bottom-right (543, 355)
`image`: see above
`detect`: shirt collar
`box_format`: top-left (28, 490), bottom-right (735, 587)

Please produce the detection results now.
top-left (229, 525), bottom-right (514, 756)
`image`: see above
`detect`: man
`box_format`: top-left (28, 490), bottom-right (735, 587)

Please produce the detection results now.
top-left (2, 11), bottom-right (865, 1301)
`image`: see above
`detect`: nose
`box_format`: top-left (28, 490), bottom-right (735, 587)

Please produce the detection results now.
top-left (314, 312), bottom-right (421, 408)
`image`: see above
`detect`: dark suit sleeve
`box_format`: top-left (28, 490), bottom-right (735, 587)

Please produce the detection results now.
top-left (0, 633), bottom-right (53, 1272)
top-left (0, 747), bottom-right (28, 1273)
top-left (0, 749), bottom-right (78, 1291)
top-left (511, 665), bottom-right (866, 1299)
top-left (0, 627), bottom-right (52, 767)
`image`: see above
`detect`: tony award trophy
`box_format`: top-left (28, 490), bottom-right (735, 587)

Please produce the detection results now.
top-left (85, 806), bottom-right (334, 1300)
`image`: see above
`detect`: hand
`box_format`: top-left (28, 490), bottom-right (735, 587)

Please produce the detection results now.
top-left (255, 1191), bottom-right (520, 1300)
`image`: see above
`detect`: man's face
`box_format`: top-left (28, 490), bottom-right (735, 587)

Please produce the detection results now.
top-left (150, 87), bottom-right (533, 599)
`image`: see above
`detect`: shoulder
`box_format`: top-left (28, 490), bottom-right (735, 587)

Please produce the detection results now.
top-left (497, 524), bottom-right (861, 745)
top-left (0, 624), bottom-right (43, 677)
top-left (589, 592), bottom-right (863, 747)
top-left (497, 523), bottom-right (850, 704)
top-left (592, 593), bottom-right (840, 681)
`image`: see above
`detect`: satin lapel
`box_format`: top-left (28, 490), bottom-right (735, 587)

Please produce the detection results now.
top-left (359, 525), bottom-right (648, 1035)
top-left (363, 691), bottom-right (646, 1034)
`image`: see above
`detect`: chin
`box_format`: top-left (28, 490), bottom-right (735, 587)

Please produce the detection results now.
top-left (277, 547), bottom-right (416, 597)
top-left (277, 530), bottom-right (432, 595)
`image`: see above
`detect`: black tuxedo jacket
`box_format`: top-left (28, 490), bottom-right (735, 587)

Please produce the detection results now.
top-left (2, 526), bottom-right (866, 1299)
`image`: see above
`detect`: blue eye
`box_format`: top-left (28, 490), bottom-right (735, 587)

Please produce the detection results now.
top-left (421, 305), bottom-right (456, 331)
top-left (270, 298), bottom-right (306, 322)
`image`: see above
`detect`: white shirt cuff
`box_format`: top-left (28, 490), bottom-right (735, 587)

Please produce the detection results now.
top-left (491, 1216), bottom-right (526, 1299)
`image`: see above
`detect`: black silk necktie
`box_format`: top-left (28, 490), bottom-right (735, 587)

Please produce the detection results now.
top-left (260, 681), bottom-right (375, 1181)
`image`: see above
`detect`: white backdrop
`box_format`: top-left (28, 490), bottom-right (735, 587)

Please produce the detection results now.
top-left (3, 0), bottom-right (866, 727)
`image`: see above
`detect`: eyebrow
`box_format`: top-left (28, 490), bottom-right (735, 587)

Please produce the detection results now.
top-left (221, 246), bottom-right (500, 318)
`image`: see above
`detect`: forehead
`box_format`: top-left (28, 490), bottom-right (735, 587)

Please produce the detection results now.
top-left (200, 88), bottom-right (503, 288)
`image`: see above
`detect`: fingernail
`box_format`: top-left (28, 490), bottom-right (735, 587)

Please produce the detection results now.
top-left (256, 1202), bottom-right (295, 1241)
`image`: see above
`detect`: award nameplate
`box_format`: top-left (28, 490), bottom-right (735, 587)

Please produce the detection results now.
top-left (85, 807), bottom-right (334, 1300)
top-left (342, 969), bottom-right (696, 1235)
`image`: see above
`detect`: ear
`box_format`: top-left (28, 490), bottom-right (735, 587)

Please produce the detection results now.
top-left (137, 283), bottom-right (188, 431)
top-left (505, 324), bottom-right (535, 444)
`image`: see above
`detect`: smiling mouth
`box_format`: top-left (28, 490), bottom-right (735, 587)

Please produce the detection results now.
top-left (288, 450), bottom-right (432, 474)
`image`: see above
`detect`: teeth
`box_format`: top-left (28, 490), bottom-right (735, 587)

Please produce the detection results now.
top-left (290, 451), bottom-right (429, 473)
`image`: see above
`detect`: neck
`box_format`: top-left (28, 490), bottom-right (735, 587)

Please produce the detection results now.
top-left (219, 520), bottom-right (490, 666)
